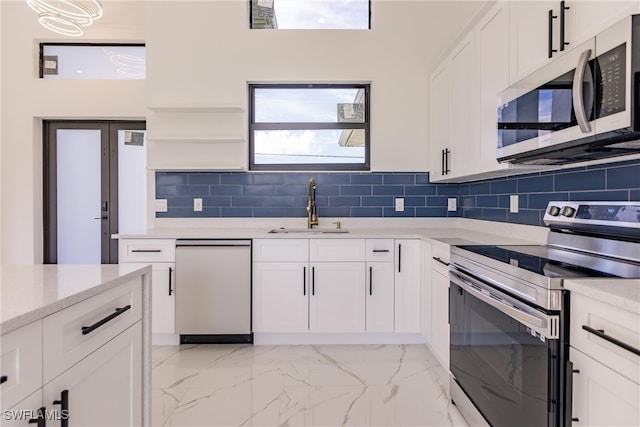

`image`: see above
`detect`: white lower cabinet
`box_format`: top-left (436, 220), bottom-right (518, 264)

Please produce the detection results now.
top-left (569, 291), bottom-right (639, 425)
top-left (253, 238), bottom-right (421, 337)
top-left (118, 239), bottom-right (176, 341)
top-left (43, 323), bottom-right (142, 427)
top-left (394, 240), bottom-right (421, 333)
top-left (150, 263), bottom-right (175, 334)
top-left (1, 276), bottom-right (144, 427)
top-left (365, 261), bottom-right (395, 332)
top-left (309, 262), bottom-right (366, 332)
top-left (570, 348), bottom-right (639, 426)
top-left (430, 242), bottom-right (451, 371)
top-left (252, 261), bottom-right (309, 332)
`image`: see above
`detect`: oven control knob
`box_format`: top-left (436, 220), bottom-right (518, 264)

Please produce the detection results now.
top-left (548, 206), bottom-right (561, 216)
top-left (561, 206), bottom-right (576, 217)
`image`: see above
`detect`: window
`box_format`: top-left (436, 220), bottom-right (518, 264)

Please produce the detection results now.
top-left (250, 0), bottom-right (370, 29)
top-left (40, 44), bottom-right (145, 79)
top-left (249, 83), bottom-right (370, 171)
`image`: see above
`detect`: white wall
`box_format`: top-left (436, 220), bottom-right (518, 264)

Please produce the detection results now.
top-left (1, 0), bottom-right (485, 264)
top-left (145, 0), bottom-right (485, 172)
top-left (0, 1), bottom-right (146, 264)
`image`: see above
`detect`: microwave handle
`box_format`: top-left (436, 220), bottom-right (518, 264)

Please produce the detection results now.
top-left (572, 48), bottom-right (593, 133)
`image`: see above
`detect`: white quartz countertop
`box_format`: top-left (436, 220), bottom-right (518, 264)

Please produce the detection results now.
top-left (113, 218), bottom-right (548, 246)
top-left (1, 263), bottom-right (151, 334)
top-left (564, 278), bottom-right (640, 315)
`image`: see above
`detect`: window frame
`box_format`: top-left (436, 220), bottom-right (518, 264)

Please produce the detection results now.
top-left (39, 43), bottom-right (146, 79)
top-left (248, 83), bottom-right (371, 171)
top-left (249, 0), bottom-right (372, 30)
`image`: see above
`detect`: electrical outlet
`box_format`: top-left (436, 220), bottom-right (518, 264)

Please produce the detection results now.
top-left (194, 198), bottom-right (203, 212)
top-left (510, 195), bottom-right (519, 213)
top-left (447, 198), bottom-right (457, 212)
top-left (155, 199), bottom-right (167, 212)
top-left (395, 198), bottom-right (404, 212)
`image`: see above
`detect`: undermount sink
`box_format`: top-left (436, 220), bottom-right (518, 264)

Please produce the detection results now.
top-left (268, 227), bottom-right (349, 234)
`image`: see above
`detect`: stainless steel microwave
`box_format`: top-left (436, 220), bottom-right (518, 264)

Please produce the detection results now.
top-left (497, 15), bottom-right (640, 165)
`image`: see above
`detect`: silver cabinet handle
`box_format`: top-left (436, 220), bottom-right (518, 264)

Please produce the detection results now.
top-left (573, 48), bottom-right (593, 133)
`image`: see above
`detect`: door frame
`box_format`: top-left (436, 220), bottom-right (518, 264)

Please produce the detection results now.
top-left (43, 120), bottom-right (146, 264)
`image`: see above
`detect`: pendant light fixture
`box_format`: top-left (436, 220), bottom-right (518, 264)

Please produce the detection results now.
top-left (27, 0), bottom-right (103, 37)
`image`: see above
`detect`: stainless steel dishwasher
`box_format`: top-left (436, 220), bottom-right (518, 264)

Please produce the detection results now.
top-left (175, 239), bottom-right (252, 344)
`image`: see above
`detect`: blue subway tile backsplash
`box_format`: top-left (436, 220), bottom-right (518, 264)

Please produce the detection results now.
top-left (156, 160), bottom-right (640, 225)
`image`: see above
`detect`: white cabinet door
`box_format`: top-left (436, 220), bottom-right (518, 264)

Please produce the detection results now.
top-left (365, 262), bottom-right (395, 333)
top-left (43, 323), bottom-right (142, 427)
top-left (1, 321), bottom-right (42, 410)
top-left (569, 0), bottom-right (639, 49)
top-left (421, 242), bottom-right (433, 345)
top-left (394, 240), bottom-right (421, 333)
top-left (571, 348), bottom-right (640, 426)
top-left (151, 263), bottom-right (175, 334)
top-left (309, 263), bottom-right (365, 333)
top-left (477, 1), bottom-right (511, 174)
top-left (2, 390), bottom-right (43, 427)
top-left (509, 0), bottom-right (559, 84)
top-left (449, 33), bottom-right (480, 177)
top-left (252, 262), bottom-right (309, 332)
top-left (428, 62), bottom-right (450, 181)
top-left (431, 269), bottom-right (450, 371)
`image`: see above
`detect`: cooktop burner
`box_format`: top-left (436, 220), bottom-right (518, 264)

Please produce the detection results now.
top-left (456, 244), bottom-right (640, 279)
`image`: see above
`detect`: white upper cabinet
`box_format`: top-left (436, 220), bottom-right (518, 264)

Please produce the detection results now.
top-left (509, 0), bottom-right (560, 85)
top-left (510, 0), bottom-right (640, 85)
top-left (428, 62), bottom-right (451, 181)
top-left (566, 1), bottom-right (639, 55)
top-left (428, 32), bottom-right (480, 181)
top-left (477, 1), bottom-right (512, 174)
top-left (449, 33), bottom-right (480, 177)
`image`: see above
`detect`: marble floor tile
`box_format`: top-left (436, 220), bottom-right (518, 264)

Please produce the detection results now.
top-left (152, 344), bottom-right (469, 427)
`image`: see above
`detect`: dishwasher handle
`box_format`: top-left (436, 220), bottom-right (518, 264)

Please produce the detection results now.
top-left (176, 239), bottom-right (251, 247)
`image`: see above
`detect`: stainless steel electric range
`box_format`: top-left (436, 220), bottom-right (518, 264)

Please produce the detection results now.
top-left (448, 201), bottom-right (640, 427)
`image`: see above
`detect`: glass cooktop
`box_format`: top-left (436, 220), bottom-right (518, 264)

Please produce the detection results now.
top-left (455, 244), bottom-right (640, 279)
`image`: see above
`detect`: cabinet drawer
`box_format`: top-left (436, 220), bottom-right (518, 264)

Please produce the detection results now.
top-left (570, 292), bottom-right (639, 383)
top-left (253, 239), bottom-right (308, 262)
top-left (365, 239), bottom-right (394, 262)
top-left (431, 241), bottom-right (451, 276)
top-left (119, 239), bottom-right (175, 262)
top-left (310, 239), bottom-right (365, 262)
top-left (43, 277), bottom-right (142, 383)
top-left (0, 321), bottom-right (42, 409)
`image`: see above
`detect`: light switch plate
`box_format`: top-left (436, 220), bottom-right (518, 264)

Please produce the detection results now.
top-left (155, 199), bottom-right (167, 212)
top-left (510, 195), bottom-right (519, 213)
top-left (194, 198), bottom-right (203, 212)
top-left (447, 198), bottom-right (457, 211)
top-left (395, 198), bottom-right (404, 212)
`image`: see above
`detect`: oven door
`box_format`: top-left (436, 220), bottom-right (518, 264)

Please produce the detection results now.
top-left (449, 268), bottom-right (563, 427)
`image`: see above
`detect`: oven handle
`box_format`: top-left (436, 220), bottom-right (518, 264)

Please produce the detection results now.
top-left (450, 269), bottom-right (552, 338)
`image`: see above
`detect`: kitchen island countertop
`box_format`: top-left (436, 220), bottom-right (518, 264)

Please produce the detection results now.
top-left (1, 263), bottom-right (151, 334)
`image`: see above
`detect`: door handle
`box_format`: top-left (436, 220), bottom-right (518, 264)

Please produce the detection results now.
top-left (168, 267), bottom-right (173, 296)
top-left (52, 390), bottom-right (69, 427)
top-left (93, 215), bottom-right (108, 220)
top-left (548, 9), bottom-right (558, 58)
top-left (369, 266), bottom-right (373, 295)
top-left (81, 305), bottom-right (131, 335)
top-left (559, 1), bottom-right (570, 51)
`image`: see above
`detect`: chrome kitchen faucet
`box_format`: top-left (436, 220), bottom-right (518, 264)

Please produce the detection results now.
top-left (307, 178), bottom-right (319, 229)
